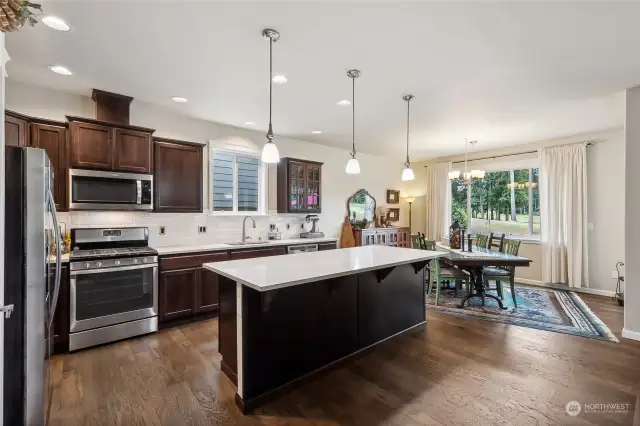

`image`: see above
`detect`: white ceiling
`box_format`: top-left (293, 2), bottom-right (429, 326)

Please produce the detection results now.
top-left (6, 1), bottom-right (636, 160)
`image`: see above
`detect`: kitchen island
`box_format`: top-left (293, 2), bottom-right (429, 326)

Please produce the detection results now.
top-left (203, 245), bottom-right (444, 413)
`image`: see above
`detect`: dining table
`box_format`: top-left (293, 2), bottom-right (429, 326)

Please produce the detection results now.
top-left (435, 242), bottom-right (532, 309)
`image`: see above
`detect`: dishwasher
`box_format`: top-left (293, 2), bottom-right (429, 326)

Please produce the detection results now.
top-left (287, 244), bottom-right (318, 254)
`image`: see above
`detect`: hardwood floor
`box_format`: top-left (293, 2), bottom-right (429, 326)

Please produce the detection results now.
top-left (49, 293), bottom-right (640, 425)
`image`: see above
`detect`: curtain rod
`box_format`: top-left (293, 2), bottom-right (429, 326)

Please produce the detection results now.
top-left (426, 142), bottom-right (593, 166)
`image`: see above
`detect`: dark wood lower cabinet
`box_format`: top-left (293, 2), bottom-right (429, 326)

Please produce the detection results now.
top-left (317, 242), bottom-right (337, 251)
top-left (196, 268), bottom-right (219, 314)
top-left (229, 247), bottom-right (287, 260)
top-left (159, 268), bottom-right (198, 322)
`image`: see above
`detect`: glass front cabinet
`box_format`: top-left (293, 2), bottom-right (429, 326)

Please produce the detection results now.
top-left (277, 157), bottom-right (323, 213)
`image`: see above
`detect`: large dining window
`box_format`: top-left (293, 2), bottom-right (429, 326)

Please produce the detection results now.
top-left (451, 167), bottom-right (540, 238)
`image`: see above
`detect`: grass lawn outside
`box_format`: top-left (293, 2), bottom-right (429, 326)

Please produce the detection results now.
top-left (471, 214), bottom-right (540, 237)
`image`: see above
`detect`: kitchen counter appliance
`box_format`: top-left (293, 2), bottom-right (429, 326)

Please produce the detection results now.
top-left (287, 244), bottom-right (318, 254)
top-left (300, 214), bottom-right (324, 238)
top-left (69, 227), bottom-right (158, 351)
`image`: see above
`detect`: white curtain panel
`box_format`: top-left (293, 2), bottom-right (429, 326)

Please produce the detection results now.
top-left (540, 144), bottom-right (589, 288)
top-left (425, 162), bottom-right (452, 241)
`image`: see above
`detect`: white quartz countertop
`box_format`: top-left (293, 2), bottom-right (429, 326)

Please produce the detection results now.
top-left (203, 245), bottom-right (443, 292)
top-left (153, 237), bottom-right (337, 256)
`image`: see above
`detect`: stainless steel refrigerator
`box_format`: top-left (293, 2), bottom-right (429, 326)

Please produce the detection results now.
top-left (3, 146), bottom-right (62, 426)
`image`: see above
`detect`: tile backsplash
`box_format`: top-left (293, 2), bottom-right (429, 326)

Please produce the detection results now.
top-left (57, 211), bottom-right (316, 248)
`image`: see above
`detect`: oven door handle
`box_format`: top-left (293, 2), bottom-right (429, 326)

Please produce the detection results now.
top-left (70, 263), bottom-right (158, 276)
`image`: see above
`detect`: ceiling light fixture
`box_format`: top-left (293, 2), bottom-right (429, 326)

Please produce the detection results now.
top-left (171, 96), bottom-right (188, 103)
top-left (345, 69), bottom-right (361, 175)
top-left (272, 75), bottom-right (287, 84)
top-left (337, 100), bottom-right (351, 106)
top-left (401, 94), bottom-right (415, 181)
top-left (450, 139), bottom-right (484, 184)
top-left (49, 65), bottom-right (72, 76)
top-left (311, 130), bottom-right (322, 135)
top-left (261, 28), bottom-right (280, 163)
top-left (244, 121), bottom-right (256, 126)
top-left (42, 15), bottom-right (70, 31)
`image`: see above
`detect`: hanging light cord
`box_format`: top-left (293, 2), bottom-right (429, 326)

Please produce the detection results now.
top-left (351, 74), bottom-right (356, 158)
top-left (267, 38), bottom-right (274, 141)
top-left (405, 97), bottom-right (411, 167)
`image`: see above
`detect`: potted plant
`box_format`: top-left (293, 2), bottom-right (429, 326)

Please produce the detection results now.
top-left (1, 1), bottom-right (42, 32)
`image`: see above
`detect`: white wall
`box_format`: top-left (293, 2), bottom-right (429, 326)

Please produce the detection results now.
top-left (624, 86), bottom-right (640, 339)
top-left (415, 127), bottom-right (625, 294)
top-left (6, 80), bottom-right (423, 246)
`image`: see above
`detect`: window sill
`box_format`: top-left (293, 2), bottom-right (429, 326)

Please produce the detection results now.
top-left (208, 211), bottom-right (269, 217)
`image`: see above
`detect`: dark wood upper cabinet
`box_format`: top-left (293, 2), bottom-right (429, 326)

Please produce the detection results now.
top-left (153, 138), bottom-right (203, 212)
top-left (277, 157), bottom-right (323, 213)
top-left (114, 128), bottom-right (152, 173)
top-left (69, 120), bottom-right (113, 170)
top-left (30, 121), bottom-right (68, 211)
top-left (5, 110), bottom-right (29, 147)
top-left (67, 116), bottom-right (154, 173)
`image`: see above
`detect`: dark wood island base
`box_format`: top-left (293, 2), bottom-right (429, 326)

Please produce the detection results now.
top-left (216, 260), bottom-right (430, 414)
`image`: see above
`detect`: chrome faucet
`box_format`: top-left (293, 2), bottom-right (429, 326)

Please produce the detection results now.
top-left (242, 215), bottom-right (256, 243)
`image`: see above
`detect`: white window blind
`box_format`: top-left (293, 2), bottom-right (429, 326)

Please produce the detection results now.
top-left (211, 151), bottom-right (261, 213)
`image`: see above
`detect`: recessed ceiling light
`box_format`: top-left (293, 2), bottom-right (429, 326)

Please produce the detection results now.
top-left (49, 65), bottom-right (72, 76)
top-left (41, 15), bottom-right (70, 31)
top-left (272, 75), bottom-right (287, 84)
top-left (171, 96), bottom-right (188, 103)
top-left (311, 130), bottom-right (322, 135)
top-left (244, 121), bottom-right (256, 126)
top-left (337, 100), bottom-right (351, 106)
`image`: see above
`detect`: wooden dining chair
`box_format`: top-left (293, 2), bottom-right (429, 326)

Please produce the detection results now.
top-left (411, 234), bottom-right (422, 249)
top-left (475, 233), bottom-right (489, 249)
top-left (488, 232), bottom-right (505, 251)
top-left (428, 258), bottom-right (469, 306)
top-left (483, 238), bottom-right (521, 307)
top-left (419, 233), bottom-right (436, 251)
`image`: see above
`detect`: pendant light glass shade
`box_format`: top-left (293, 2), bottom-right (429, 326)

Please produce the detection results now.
top-left (261, 29), bottom-right (280, 164)
top-left (401, 95), bottom-right (415, 181)
top-left (346, 69), bottom-right (361, 174)
top-left (402, 166), bottom-right (415, 181)
top-left (261, 140), bottom-right (280, 163)
top-left (346, 157), bottom-right (361, 174)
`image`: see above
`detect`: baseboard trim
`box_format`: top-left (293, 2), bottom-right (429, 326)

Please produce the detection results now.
top-left (515, 278), bottom-right (615, 297)
top-left (622, 328), bottom-right (640, 342)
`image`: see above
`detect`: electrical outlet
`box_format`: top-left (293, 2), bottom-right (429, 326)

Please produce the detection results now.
top-left (270, 224), bottom-right (276, 231)
top-left (198, 225), bottom-right (207, 234)
top-left (286, 223), bottom-right (290, 230)
top-left (612, 270), bottom-right (619, 279)
top-left (301, 223), bottom-right (304, 229)
top-left (159, 226), bottom-right (166, 235)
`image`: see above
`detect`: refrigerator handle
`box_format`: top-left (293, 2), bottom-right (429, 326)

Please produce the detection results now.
top-left (48, 190), bottom-right (62, 328)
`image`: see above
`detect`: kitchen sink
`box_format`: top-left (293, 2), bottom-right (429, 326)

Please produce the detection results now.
top-left (225, 241), bottom-right (272, 246)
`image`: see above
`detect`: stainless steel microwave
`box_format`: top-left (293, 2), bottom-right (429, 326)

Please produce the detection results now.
top-left (69, 169), bottom-right (153, 211)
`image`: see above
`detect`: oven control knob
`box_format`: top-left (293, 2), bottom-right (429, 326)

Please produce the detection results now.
top-left (85, 262), bottom-right (91, 269)
top-left (142, 257), bottom-right (148, 263)
top-left (96, 261), bottom-right (102, 268)
top-left (114, 260), bottom-right (121, 266)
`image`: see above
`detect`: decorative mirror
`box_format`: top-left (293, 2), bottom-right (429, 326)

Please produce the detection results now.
top-left (347, 189), bottom-right (377, 228)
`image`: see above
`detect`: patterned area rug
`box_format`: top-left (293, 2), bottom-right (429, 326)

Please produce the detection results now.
top-left (426, 284), bottom-right (619, 342)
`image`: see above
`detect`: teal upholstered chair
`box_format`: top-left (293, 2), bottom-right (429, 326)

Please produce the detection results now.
top-left (483, 238), bottom-right (521, 307)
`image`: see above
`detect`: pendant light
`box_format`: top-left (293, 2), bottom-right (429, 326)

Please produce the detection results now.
top-left (345, 69), bottom-right (361, 174)
top-left (261, 28), bottom-right (280, 163)
top-left (401, 95), bottom-right (415, 181)
top-left (469, 140), bottom-right (485, 179)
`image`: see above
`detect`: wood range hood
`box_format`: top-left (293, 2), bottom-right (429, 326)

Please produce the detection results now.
top-left (91, 88), bottom-right (134, 125)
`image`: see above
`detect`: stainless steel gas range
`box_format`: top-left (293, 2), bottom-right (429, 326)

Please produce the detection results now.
top-left (69, 227), bottom-right (158, 351)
